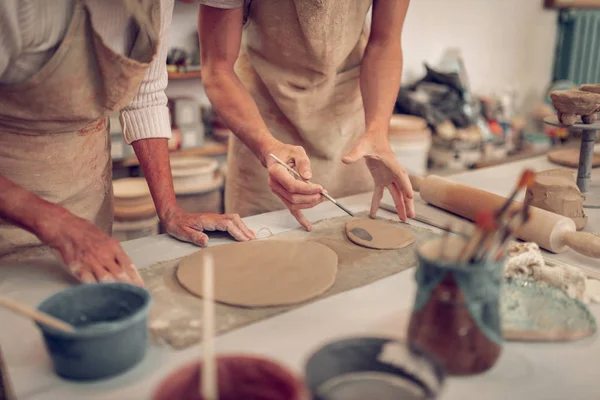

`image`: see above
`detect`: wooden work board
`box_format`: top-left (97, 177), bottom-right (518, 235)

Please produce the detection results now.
top-left (140, 213), bottom-right (433, 349)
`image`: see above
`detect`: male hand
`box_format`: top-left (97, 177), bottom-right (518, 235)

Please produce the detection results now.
top-left (162, 207), bottom-right (255, 246)
top-left (342, 133), bottom-right (415, 221)
top-left (41, 214), bottom-right (144, 286)
top-left (264, 142), bottom-right (324, 231)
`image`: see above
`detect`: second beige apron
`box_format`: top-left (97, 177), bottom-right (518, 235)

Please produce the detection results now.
top-left (225, 0), bottom-right (375, 217)
top-left (0, 0), bottom-right (161, 262)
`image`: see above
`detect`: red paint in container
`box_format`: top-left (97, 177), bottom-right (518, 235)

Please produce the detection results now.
top-left (152, 355), bottom-right (308, 400)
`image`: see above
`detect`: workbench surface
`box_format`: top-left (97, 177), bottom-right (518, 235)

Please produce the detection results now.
top-left (1, 153), bottom-right (599, 400)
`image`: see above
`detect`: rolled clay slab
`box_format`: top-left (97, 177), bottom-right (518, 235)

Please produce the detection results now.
top-left (345, 219), bottom-right (415, 250)
top-left (547, 148), bottom-right (600, 168)
top-left (176, 240), bottom-right (338, 307)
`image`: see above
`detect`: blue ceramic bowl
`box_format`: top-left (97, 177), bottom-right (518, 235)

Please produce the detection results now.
top-left (36, 282), bottom-right (152, 381)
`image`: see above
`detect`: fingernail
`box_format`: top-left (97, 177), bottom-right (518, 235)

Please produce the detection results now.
top-left (101, 275), bottom-right (116, 283)
top-left (81, 275), bottom-right (95, 284)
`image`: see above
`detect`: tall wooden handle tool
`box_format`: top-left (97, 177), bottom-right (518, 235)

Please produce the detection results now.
top-left (410, 175), bottom-right (600, 258)
top-left (0, 297), bottom-right (75, 333)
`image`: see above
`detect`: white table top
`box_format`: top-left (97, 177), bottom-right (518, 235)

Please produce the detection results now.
top-left (1, 154), bottom-right (599, 400)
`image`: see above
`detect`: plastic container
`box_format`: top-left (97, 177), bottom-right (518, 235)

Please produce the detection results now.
top-left (305, 336), bottom-right (445, 400)
top-left (36, 283), bottom-right (152, 381)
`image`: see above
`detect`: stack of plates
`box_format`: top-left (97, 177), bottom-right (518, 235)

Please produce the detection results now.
top-left (170, 156), bottom-right (223, 195)
top-left (112, 178), bottom-right (157, 221)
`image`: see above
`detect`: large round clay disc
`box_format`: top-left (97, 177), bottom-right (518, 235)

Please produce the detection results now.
top-left (345, 219), bottom-right (415, 250)
top-left (176, 240), bottom-right (338, 307)
top-left (547, 148), bottom-right (600, 168)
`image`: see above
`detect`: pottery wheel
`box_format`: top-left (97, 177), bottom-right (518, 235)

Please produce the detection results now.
top-left (176, 240), bottom-right (338, 307)
top-left (345, 219), bottom-right (415, 250)
top-left (547, 148), bottom-right (600, 168)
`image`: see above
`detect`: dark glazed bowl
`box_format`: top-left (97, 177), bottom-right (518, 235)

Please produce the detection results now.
top-left (36, 282), bottom-right (152, 381)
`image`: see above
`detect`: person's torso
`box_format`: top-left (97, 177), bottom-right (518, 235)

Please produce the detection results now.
top-left (0, 0), bottom-right (161, 134)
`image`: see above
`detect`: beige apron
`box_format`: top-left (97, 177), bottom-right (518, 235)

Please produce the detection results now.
top-left (0, 0), bottom-right (160, 263)
top-left (225, 0), bottom-right (375, 217)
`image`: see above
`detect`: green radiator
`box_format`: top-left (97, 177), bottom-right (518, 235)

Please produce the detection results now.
top-left (552, 9), bottom-right (600, 85)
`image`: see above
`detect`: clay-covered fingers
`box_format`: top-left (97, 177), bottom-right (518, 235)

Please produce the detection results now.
top-left (181, 228), bottom-right (210, 247)
top-left (380, 155), bottom-right (415, 219)
top-left (211, 214), bottom-right (253, 242)
top-left (369, 185), bottom-right (385, 218)
top-left (268, 164), bottom-right (323, 196)
top-left (114, 250), bottom-right (144, 286)
top-left (230, 213), bottom-right (256, 240)
top-left (223, 214), bottom-right (254, 241)
top-left (389, 183), bottom-right (408, 222)
top-left (268, 178), bottom-right (323, 209)
top-left (273, 192), bottom-right (313, 231)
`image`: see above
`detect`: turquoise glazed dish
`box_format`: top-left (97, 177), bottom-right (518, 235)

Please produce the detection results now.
top-left (36, 282), bottom-right (152, 380)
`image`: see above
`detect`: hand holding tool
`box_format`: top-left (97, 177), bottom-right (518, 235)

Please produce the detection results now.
top-left (268, 153), bottom-right (355, 217)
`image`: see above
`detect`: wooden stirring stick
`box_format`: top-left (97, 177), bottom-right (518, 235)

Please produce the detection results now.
top-left (268, 153), bottom-right (355, 217)
top-left (201, 253), bottom-right (218, 400)
top-left (0, 297), bottom-right (75, 333)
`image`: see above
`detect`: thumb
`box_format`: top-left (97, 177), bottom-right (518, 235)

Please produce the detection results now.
top-left (342, 141), bottom-right (369, 164)
top-left (186, 229), bottom-right (209, 247)
top-left (294, 151), bottom-right (313, 180)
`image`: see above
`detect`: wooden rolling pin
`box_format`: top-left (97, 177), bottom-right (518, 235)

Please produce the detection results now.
top-left (411, 175), bottom-right (600, 258)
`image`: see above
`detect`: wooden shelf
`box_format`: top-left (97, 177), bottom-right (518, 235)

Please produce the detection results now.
top-left (544, 0), bottom-right (600, 9)
top-left (168, 70), bottom-right (202, 80)
top-left (113, 140), bottom-right (228, 168)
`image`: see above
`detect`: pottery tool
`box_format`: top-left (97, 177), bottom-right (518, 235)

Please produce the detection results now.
top-left (0, 297), bottom-right (75, 333)
top-left (268, 153), bottom-right (355, 217)
top-left (410, 174), bottom-right (600, 259)
top-left (201, 253), bottom-right (218, 400)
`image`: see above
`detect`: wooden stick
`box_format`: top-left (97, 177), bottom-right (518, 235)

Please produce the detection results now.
top-left (0, 297), bottom-right (75, 333)
top-left (438, 225), bottom-right (451, 261)
top-left (201, 253), bottom-right (218, 400)
top-left (268, 153), bottom-right (355, 217)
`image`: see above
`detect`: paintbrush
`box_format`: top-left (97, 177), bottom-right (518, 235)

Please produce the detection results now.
top-left (494, 169), bottom-right (536, 221)
top-left (201, 253), bottom-right (218, 400)
top-left (460, 211), bottom-right (496, 264)
top-left (491, 200), bottom-right (533, 261)
top-left (268, 153), bottom-right (355, 217)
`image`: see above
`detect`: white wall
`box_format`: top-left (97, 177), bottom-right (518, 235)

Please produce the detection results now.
top-left (401, 0), bottom-right (559, 111)
top-left (166, 0), bottom-right (559, 112)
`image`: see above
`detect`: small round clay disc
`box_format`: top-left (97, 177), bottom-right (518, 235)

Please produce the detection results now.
top-left (345, 219), bottom-right (415, 250)
top-left (547, 148), bottom-right (600, 168)
top-left (176, 240), bottom-right (338, 307)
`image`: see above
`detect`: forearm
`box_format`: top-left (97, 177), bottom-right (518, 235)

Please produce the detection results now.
top-left (0, 175), bottom-right (68, 241)
top-left (131, 138), bottom-right (179, 220)
top-left (203, 70), bottom-right (278, 166)
top-left (360, 40), bottom-right (403, 138)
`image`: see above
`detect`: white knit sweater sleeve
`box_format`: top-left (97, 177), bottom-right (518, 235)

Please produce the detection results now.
top-left (120, 0), bottom-right (174, 144)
